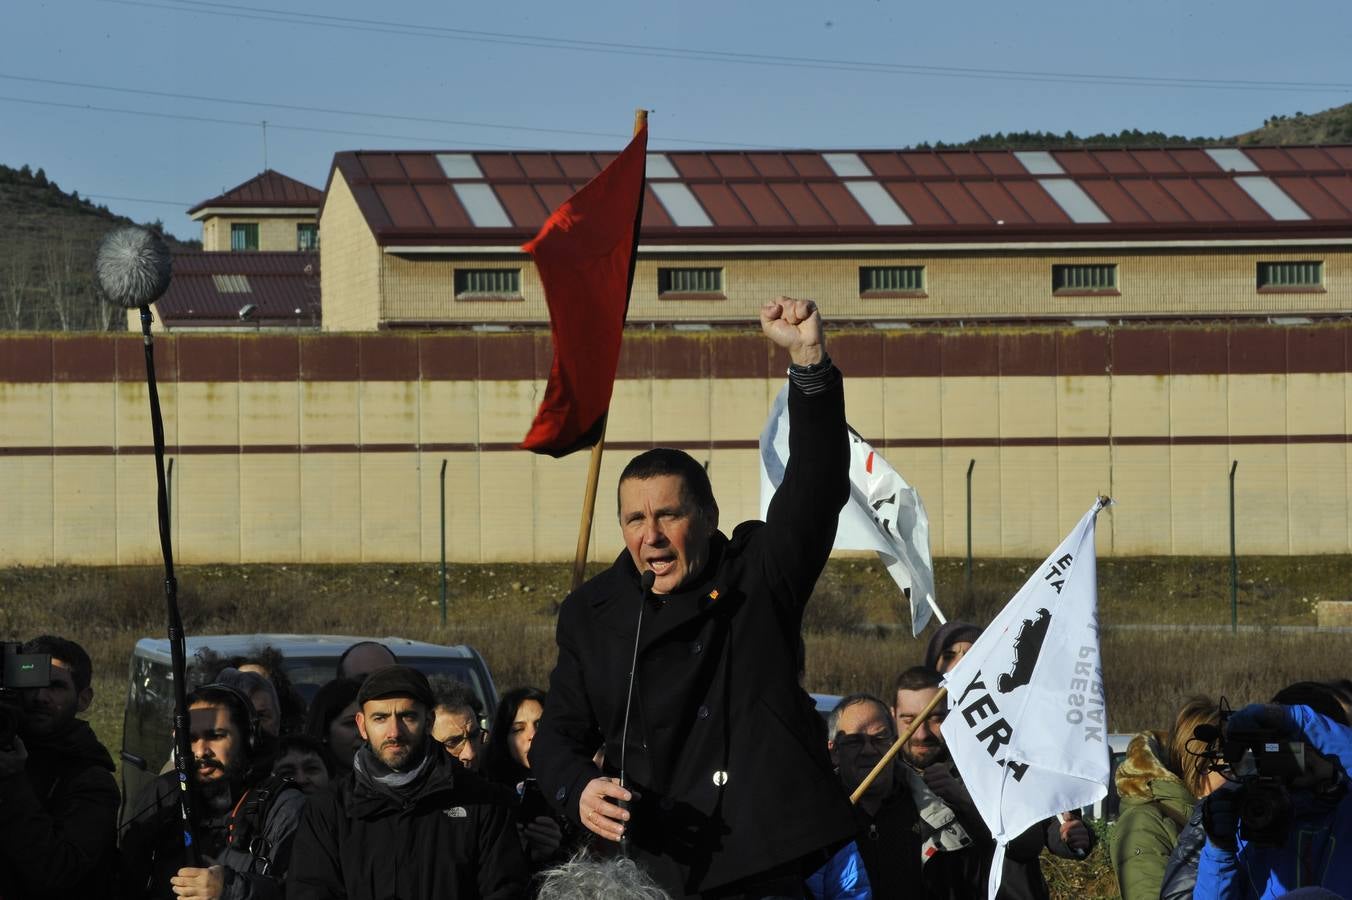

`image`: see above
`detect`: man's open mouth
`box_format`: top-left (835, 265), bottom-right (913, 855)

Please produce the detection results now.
top-left (646, 557), bottom-right (676, 576)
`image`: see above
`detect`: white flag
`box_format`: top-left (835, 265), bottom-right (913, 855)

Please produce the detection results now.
top-left (758, 383), bottom-right (938, 636)
top-left (940, 497), bottom-right (1111, 900)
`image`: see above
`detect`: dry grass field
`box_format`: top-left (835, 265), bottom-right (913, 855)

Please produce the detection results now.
top-left (3, 554), bottom-right (1350, 899)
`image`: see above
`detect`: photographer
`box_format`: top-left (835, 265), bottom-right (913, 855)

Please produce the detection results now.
top-left (1195, 702), bottom-right (1352, 899)
top-left (0, 635), bottom-right (119, 899)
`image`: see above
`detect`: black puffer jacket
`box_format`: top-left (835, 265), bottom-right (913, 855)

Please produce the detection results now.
top-left (1159, 801), bottom-right (1206, 900)
top-left (0, 719), bottom-right (120, 899)
top-left (288, 745), bottom-right (528, 900)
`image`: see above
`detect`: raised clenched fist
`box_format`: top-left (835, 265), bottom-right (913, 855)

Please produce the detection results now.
top-left (760, 296), bottom-right (825, 367)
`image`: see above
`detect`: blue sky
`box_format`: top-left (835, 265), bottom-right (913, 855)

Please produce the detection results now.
top-left (5, 0), bottom-right (1350, 239)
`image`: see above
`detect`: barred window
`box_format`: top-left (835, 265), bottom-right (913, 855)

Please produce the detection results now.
top-left (860, 265), bottom-right (925, 295)
top-left (455, 268), bottom-right (522, 299)
top-left (658, 267), bottom-right (724, 297)
top-left (297, 223), bottom-right (319, 252)
top-left (1258, 261), bottom-right (1322, 290)
top-left (1052, 264), bottom-right (1117, 293)
top-left (230, 223), bottom-right (259, 252)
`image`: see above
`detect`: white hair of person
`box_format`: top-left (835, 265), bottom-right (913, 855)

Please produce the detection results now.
top-left (534, 852), bottom-right (671, 900)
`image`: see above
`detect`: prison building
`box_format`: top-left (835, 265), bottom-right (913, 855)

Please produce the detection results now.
top-left (316, 145), bottom-right (1352, 330)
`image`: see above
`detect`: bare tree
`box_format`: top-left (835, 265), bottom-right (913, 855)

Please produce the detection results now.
top-left (42, 234), bottom-right (77, 331)
top-left (2, 242), bottom-right (33, 330)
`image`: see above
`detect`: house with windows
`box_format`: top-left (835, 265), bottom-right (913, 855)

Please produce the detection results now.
top-left (316, 145), bottom-right (1352, 330)
top-left (189, 169), bottom-right (323, 252)
top-left (129, 170), bottom-right (324, 330)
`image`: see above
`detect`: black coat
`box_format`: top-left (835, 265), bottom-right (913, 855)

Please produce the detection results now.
top-left (0, 720), bottom-right (119, 899)
top-left (288, 746), bottom-right (528, 900)
top-left (919, 762), bottom-right (1097, 900)
top-left (118, 769), bottom-right (305, 900)
top-left (531, 377), bottom-right (856, 897)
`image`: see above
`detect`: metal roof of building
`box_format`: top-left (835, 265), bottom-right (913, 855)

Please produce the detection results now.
top-left (324, 145), bottom-right (1352, 247)
top-left (188, 169), bottom-right (324, 216)
top-left (155, 251), bottom-right (321, 326)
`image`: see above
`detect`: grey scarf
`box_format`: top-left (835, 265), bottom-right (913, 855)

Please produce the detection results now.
top-left (353, 743), bottom-right (435, 801)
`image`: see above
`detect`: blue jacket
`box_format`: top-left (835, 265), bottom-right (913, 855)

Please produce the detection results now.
top-left (1193, 704), bottom-right (1352, 900)
top-left (806, 840), bottom-right (872, 900)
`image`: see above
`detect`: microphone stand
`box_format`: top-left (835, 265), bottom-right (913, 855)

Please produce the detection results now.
top-left (617, 569), bottom-right (655, 858)
top-left (138, 304), bottom-right (197, 865)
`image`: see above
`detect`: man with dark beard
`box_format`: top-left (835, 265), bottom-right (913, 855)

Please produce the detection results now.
top-left (891, 666), bottom-right (1094, 900)
top-left (119, 684), bottom-right (305, 899)
top-left (288, 665), bottom-right (528, 900)
top-left (825, 693), bottom-right (919, 897)
top-left (0, 635), bottom-right (119, 899)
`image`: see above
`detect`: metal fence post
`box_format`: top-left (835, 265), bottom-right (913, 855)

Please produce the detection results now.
top-left (1229, 460), bottom-right (1238, 634)
top-left (440, 459), bottom-right (448, 627)
top-left (965, 458), bottom-right (976, 595)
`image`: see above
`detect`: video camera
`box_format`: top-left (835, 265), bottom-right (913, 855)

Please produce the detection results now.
top-left (1195, 705), bottom-right (1347, 847)
top-left (0, 642), bottom-right (51, 747)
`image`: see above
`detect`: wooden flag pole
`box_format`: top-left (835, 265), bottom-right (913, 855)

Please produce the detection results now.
top-left (570, 108), bottom-right (648, 592)
top-left (850, 686), bottom-right (948, 804)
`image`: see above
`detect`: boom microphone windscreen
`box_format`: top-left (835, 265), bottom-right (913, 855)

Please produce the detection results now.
top-left (95, 226), bottom-right (172, 309)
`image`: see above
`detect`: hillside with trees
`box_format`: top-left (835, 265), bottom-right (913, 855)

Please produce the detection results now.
top-left (4, 102), bottom-right (1352, 331)
top-left (0, 163), bottom-right (198, 331)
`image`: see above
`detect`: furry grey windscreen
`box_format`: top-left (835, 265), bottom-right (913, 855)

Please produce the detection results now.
top-left (94, 226), bottom-right (173, 309)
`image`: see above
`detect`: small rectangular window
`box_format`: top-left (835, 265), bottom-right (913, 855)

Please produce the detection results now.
top-left (860, 265), bottom-right (925, 296)
top-left (230, 223), bottom-right (259, 252)
top-left (297, 223), bottom-right (319, 251)
top-left (454, 268), bottom-right (522, 299)
top-left (1258, 261), bottom-right (1322, 291)
top-left (1053, 264), bottom-right (1117, 294)
top-left (658, 267), bottom-right (724, 298)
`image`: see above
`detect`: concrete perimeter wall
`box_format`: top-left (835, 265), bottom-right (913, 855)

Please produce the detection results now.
top-left (3, 324), bottom-right (1351, 565)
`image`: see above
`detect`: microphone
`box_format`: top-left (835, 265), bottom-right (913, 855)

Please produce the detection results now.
top-left (94, 226), bottom-right (172, 311)
top-left (93, 224), bottom-right (196, 865)
top-left (617, 568), bottom-right (655, 856)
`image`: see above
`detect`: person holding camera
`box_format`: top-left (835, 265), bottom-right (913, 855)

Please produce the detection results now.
top-left (0, 635), bottom-right (119, 899)
top-left (287, 665), bottom-right (529, 899)
top-left (119, 679), bottom-right (305, 899)
top-left (1194, 701), bottom-right (1352, 899)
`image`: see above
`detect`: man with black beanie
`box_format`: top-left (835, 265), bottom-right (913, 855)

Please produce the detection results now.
top-left (288, 664), bottom-right (528, 900)
top-left (0, 635), bottom-right (119, 899)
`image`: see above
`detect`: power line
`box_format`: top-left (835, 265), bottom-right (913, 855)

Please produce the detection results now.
top-left (0, 94), bottom-right (602, 150)
top-left (86, 193), bottom-right (192, 208)
top-left (102, 0), bottom-right (1352, 95)
top-left (0, 72), bottom-right (772, 149)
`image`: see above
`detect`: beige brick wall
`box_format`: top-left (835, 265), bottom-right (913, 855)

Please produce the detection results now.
top-left (202, 215), bottom-right (318, 252)
top-left (319, 173), bottom-right (382, 331)
top-left (377, 246), bottom-right (1352, 326)
top-left (6, 364), bottom-right (1352, 565)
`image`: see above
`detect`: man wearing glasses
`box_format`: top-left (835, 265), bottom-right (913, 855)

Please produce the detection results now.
top-left (827, 693), bottom-right (922, 896)
top-left (430, 680), bottom-right (487, 771)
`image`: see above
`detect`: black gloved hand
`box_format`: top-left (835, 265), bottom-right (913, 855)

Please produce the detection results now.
top-left (1201, 784), bottom-right (1242, 853)
top-left (922, 762), bottom-right (971, 807)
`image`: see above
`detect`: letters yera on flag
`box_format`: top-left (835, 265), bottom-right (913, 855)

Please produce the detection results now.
top-left (759, 383), bottom-right (937, 635)
top-left (940, 498), bottom-right (1112, 900)
top-left (519, 125), bottom-right (648, 456)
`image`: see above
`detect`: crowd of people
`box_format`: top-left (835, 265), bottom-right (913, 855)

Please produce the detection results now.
top-left (2, 299), bottom-right (1351, 899)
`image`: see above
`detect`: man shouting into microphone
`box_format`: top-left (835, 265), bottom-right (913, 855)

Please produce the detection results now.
top-left (532, 297), bottom-right (857, 899)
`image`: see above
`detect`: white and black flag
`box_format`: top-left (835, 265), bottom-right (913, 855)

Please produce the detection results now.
top-left (758, 383), bottom-right (938, 635)
top-left (940, 497), bottom-right (1112, 900)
